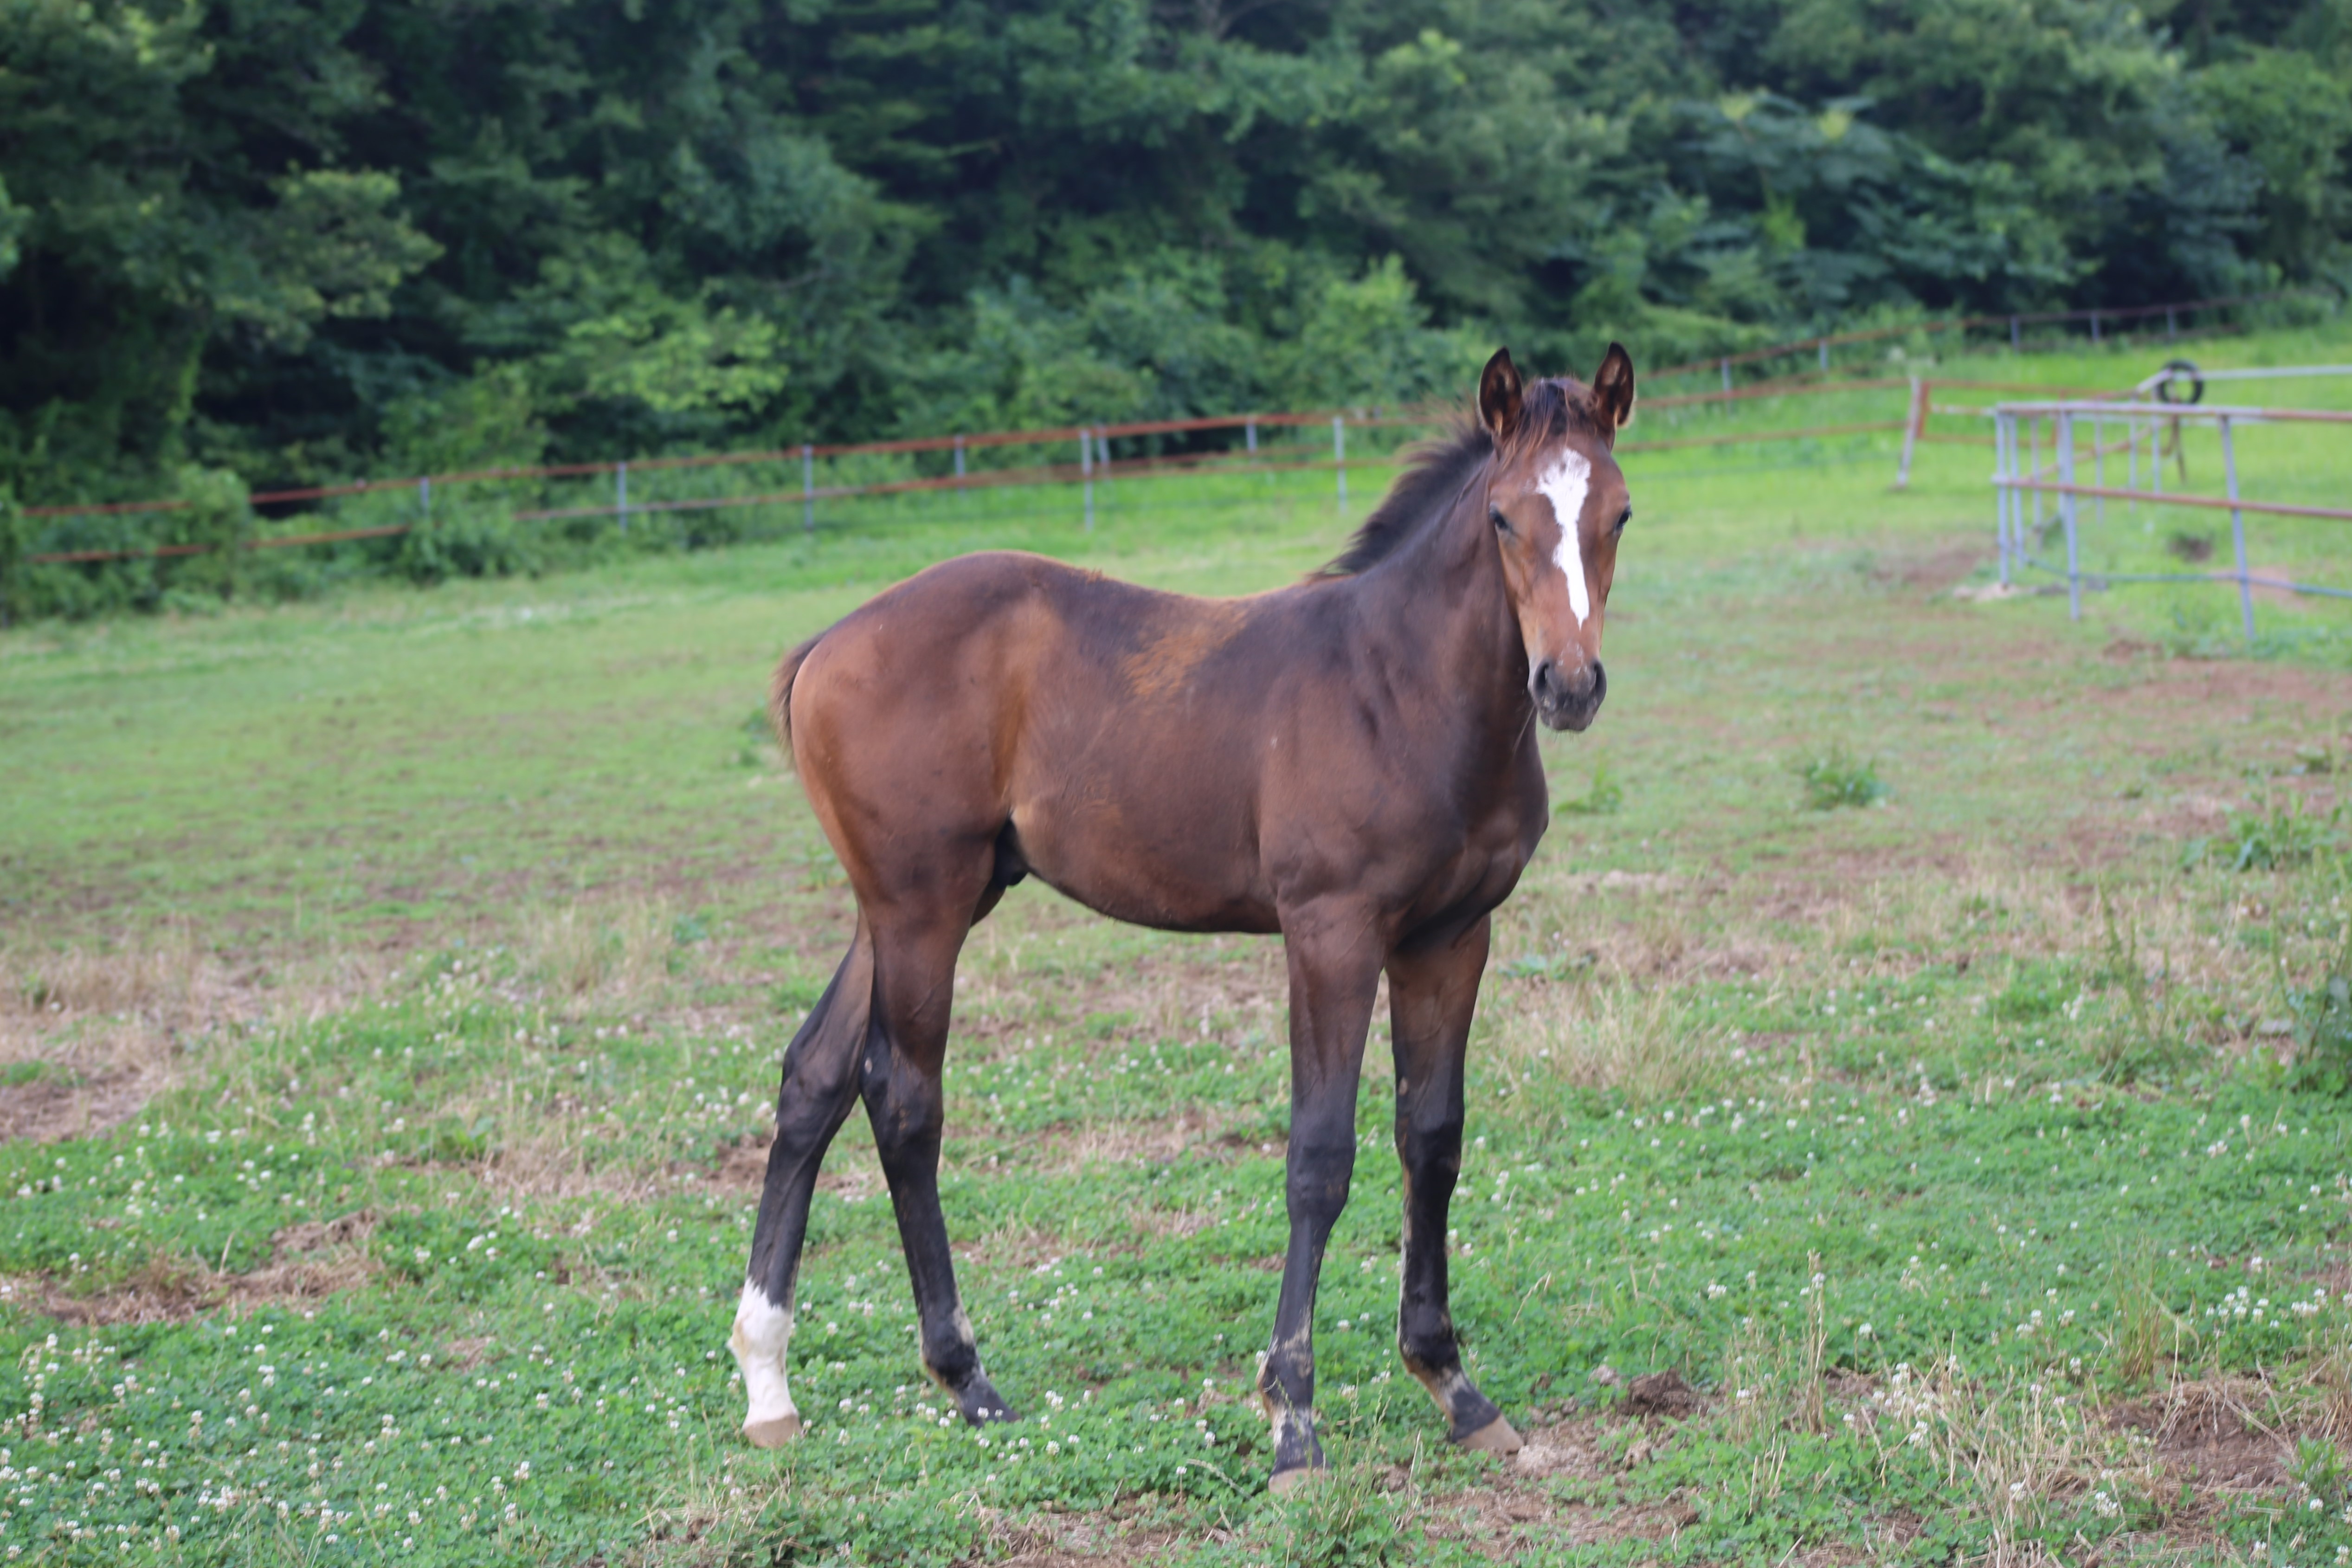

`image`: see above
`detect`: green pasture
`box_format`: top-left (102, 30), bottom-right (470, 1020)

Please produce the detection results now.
top-left (1, 325), bottom-right (2351, 1564)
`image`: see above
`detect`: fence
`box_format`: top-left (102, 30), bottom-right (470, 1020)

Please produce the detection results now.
top-left (1644, 288), bottom-right (2310, 392)
top-left (1988, 387), bottom-right (2352, 638)
top-left (15, 289), bottom-right (2330, 572)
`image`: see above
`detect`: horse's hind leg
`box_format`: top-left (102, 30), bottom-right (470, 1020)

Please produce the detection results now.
top-left (1387, 916), bottom-right (1521, 1454)
top-left (731, 918), bottom-right (875, 1446)
top-left (860, 903), bottom-right (1017, 1423)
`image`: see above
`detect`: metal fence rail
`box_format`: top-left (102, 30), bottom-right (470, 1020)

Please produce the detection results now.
top-left (1988, 396), bottom-right (2352, 637)
top-left (22, 379), bottom-right (1944, 567)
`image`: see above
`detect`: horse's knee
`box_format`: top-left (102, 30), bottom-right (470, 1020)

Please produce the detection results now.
top-left (860, 1065), bottom-right (943, 1160)
top-left (1284, 1136), bottom-right (1356, 1224)
top-left (1395, 1115), bottom-right (1463, 1174)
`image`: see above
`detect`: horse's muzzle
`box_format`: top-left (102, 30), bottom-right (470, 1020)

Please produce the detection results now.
top-left (1531, 658), bottom-right (1606, 732)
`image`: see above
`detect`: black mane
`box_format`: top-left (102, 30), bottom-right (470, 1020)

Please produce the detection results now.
top-left (1318, 379), bottom-right (1600, 577)
top-left (1319, 424), bottom-right (1492, 576)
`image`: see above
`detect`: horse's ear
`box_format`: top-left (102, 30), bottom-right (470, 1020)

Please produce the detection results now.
top-left (1591, 342), bottom-right (1636, 446)
top-left (1478, 348), bottom-right (1523, 440)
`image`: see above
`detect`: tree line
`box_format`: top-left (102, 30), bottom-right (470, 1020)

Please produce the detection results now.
top-left (1, 0), bottom-right (2346, 520)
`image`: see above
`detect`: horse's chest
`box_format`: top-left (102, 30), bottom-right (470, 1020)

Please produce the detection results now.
top-left (1407, 791), bottom-right (1544, 921)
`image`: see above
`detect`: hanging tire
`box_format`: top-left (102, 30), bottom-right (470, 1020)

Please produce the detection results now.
top-left (2153, 359), bottom-right (2204, 405)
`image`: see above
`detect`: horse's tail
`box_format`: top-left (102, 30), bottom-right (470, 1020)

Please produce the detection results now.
top-left (769, 632), bottom-right (828, 769)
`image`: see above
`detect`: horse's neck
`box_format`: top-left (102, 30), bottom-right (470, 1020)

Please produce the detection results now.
top-left (1357, 484), bottom-right (1530, 737)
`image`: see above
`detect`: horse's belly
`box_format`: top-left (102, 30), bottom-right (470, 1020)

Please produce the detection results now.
top-left (1011, 794), bottom-right (1278, 935)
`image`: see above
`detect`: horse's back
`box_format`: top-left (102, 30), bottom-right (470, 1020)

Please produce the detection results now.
top-left (786, 551), bottom-right (1293, 929)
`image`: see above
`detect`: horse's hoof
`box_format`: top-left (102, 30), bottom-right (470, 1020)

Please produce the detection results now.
top-left (1456, 1415), bottom-right (1523, 1454)
top-left (1269, 1465), bottom-right (1328, 1496)
top-left (742, 1413), bottom-right (804, 1447)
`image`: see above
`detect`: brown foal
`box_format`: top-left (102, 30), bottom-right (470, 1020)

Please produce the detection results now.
top-left (729, 345), bottom-right (1637, 1491)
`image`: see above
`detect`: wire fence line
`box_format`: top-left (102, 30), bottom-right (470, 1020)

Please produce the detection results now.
top-left (1985, 387), bottom-right (2352, 638)
top-left (14, 288), bottom-right (2330, 573)
top-left (1641, 287), bottom-right (2322, 389)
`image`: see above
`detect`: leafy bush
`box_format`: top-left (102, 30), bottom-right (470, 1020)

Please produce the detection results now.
top-left (1555, 761), bottom-right (1624, 816)
top-left (0, 483), bottom-right (26, 626)
top-left (2290, 922), bottom-right (2352, 1096)
top-left (393, 502), bottom-right (542, 584)
top-left (1798, 748), bottom-right (1890, 810)
top-left (2187, 795), bottom-right (2346, 871)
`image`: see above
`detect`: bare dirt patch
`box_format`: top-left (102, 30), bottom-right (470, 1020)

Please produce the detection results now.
top-left (2109, 1377), bottom-right (2293, 1491)
top-left (1625, 1368), bottom-right (1704, 1417)
top-left (710, 1131), bottom-right (773, 1191)
top-left (440, 1336), bottom-right (498, 1371)
top-left (1508, 1417), bottom-right (1615, 1479)
top-left (0, 1068), bottom-right (153, 1146)
top-left (1875, 540), bottom-right (1994, 594)
top-left (2086, 649), bottom-right (2351, 721)
top-left (988, 1514), bottom-right (1192, 1567)
top-left (0, 1210), bottom-right (380, 1324)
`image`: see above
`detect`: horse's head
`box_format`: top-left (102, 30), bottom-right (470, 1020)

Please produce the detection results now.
top-left (1477, 345), bottom-right (1635, 732)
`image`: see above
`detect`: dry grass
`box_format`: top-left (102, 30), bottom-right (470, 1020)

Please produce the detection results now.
top-left (2307, 1318), bottom-right (2352, 1445)
top-left (1507, 844), bottom-right (2287, 994)
top-left (1, 925), bottom-right (215, 1025)
top-left (1854, 1359), bottom-right (2162, 1564)
top-left (0, 929), bottom-right (265, 1142)
top-left (1489, 981), bottom-right (1729, 1108)
top-left (517, 896), bottom-right (683, 1000)
top-left (2113, 1244), bottom-right (2195, 1386)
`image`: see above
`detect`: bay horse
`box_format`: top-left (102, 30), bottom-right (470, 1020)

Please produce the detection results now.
top-left (729, 346), bottom-right (1636, 1491)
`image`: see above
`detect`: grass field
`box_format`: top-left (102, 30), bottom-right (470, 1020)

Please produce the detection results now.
top-left (2, 326), bottom-right (2351, 1565)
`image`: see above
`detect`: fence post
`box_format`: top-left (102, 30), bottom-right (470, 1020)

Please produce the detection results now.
top-left (615, 461), bottom-right (629, 532)
top-left (1245, 417), bottom-right (1257, 458)
top-left (1817, 338), bottom-right (1829, 373)
top-left (953, 434), bottom-right (967, 517)
top-left (1720, 358), bottom-right (1732, 395)
top-left (419, 476), bottom-right (431, 527)
top-left (1998, 413), bottom-right (2011, 583)
top-left (2010, 316), bottom-right (2021, 352)
top-left (1995, 413), bottom-right (2014, 586)
top-left (2058, 409), bottom-right (2081, 621)
top-left (2221, 415), bottom-right (2254, 642)
top-left (1333, 415), bottom-right (1347, 512)
top-left (2006, 414), bottom-right (2024, 582)
top-left (1893, 377), bottom-right (1925, 490)
top-left (2029, 417), bottom-right (2043, 544)
top-left (801, 445), bottom-right (814, 534)
top-left (2166, 306), bottom-right (2178, 339)
top-left (1081, 428), bottom-right (1094, 531)
top-left (2092, 414), bottom-right (2104, 529)
top-left (2090, 310), bottom-right (2101, 346)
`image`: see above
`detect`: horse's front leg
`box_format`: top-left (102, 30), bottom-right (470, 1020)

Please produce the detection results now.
top-left (1389, 916), bottom-right (1521, 1453)
top-left (1261, 902), bottom-right (1386, 1493)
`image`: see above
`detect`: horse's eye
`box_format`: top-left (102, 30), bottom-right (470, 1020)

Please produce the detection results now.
top-left (1614, 506), bottom-right (1632, 535)
top-left (1489, 505), bottom-right (1512, 535)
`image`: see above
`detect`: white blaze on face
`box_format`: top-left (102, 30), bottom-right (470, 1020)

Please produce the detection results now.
top-left (730, 1279), bottom-right (798, 1432)
top-left (1535, 450), bottom-right (1594, 627)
